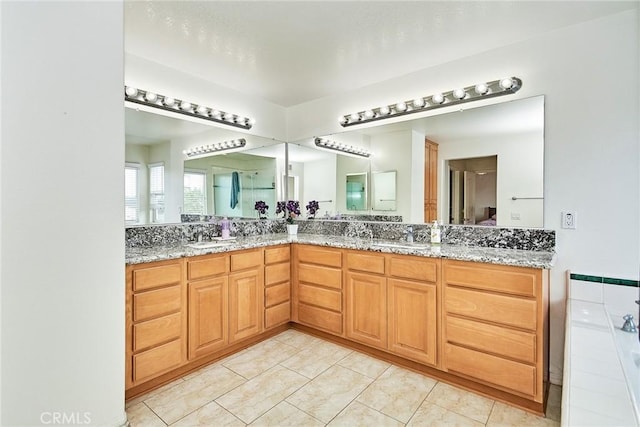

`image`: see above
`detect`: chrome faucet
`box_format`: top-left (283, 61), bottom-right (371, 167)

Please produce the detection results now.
top-left (621, 314), bottom-right (637, 333)
top-left (406, 225), bottom-right (414, 243)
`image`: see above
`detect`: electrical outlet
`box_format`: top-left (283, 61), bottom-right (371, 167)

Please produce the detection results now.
top-left (511, 212), bottom-right (521, 220)
top-left (561, 211), bottom-right (577, 229)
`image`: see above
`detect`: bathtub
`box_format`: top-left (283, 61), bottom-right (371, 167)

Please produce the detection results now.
top-left (563, 274), bottom-right (640, 426)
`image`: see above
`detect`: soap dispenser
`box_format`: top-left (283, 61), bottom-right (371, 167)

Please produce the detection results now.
top-left (430, 220), bottom-right (441, 245)
top-left (220, 217), bottom-right (231, 240)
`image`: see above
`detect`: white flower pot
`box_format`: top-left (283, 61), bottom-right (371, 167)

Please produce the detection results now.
top-left (287, 224), bottom-right (298, 235)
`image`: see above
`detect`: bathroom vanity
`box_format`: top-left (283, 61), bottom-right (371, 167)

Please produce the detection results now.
top-left (125, 231), bottom-right (554, 415)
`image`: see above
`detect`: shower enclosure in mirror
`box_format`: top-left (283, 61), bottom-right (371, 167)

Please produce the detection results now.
top-left (346, 173), bottom-right (367, 210)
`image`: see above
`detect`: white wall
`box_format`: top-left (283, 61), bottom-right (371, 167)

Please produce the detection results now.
top-left (1, 2), bottom-right (126, 426)
top-left (288, 10), bottom-right (640, 385)
top-left (303, 155), bottom-right (337, 216)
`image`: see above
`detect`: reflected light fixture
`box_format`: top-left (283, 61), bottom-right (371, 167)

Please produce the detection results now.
top-left (182, 138), bottom-right (247, 157)
top-left (124, 86), bottom-right (253, 130)
top-left (314, 137), bottom-right (371, 158)
top-left (340, 77), bottom-right (522, 127)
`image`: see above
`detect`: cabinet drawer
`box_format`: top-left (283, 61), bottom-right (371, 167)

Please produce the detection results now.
top-left (388, 256), bottom-right (437, 282)
top-left (298, 303), bottom-right (342, 335)
top-left (133, 263), bottom-right (182, 292)
top-left (133, 286), bottom-right (181, 322)
top-left (188, 254), bottom-right (228, 281)
top-left (297, 245), bottom-right (342, 268)
top-left (446, 316), bottom-right (536, 364)
top-left (445, 287), bottom-right (536, 330)
top-left (133, 339), bottom-right (183, 384)
top-left (445, 343), bottom-right (536, 398)
top-left (346, 252), bottom-right (385, 274)
top-left (133, 312), bottom-right (182, 352)
top-left (265, 246), bottom-right (290, 264)
top-left (298, 284), bottom-right (341, 311)
top-left (265, 262), bottom-right (290, 286)
top-left (444, 261), bottom-right (539, 297)
top-left (231, 249), bottom-right (262, 271)
top-left (265, 282), bottom-right (290, 307)
top-left (298, 264), bottom-right (342, 289)
top-left (265, 301), bottom-right (290, 328)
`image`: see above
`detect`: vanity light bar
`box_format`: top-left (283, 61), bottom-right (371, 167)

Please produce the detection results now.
top-left (314, 137), bottom-right (371, 158)
top-left (340, 77), bottom-right (522, 127)
top-left (124, 86), bottom-right (254, 130)
top-left (183, 138), bottom-right (247, 157)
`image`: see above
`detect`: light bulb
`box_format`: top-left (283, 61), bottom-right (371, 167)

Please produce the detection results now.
top-left (180, 101), bottom-right (192, 111)
top-left (125, 86), bottom-right (138, 97)
top-left (224, 112), bottom-right (234, 122)
top-left (413, 98), bottom-right (425, 108)
top-left (247, 118), bottom-right (255, 126)
top-left (349, 113), bottom-right (360, 122)
top-left (474, 83), bottom-right (489, 95)
top-left (163, 97), bottom-right (175, 107)
top-left (396, 102), bottom-right (407, 112)
top-left (499, 78), bottom-right (514, 90)
top-left (379, 106), bottom-right (390, 115)
top-left (144, 92), bottom-right (158, 102)
top-left (211, 110), bottom-right (221, 119)
top-left (364, 110), bottom-right (374, 119)
top-left (432, 93), bottom-right (445, 104)
top-left (453, 89), bottom-right (466, 100)
top-left (196, 105), bottom-right (208, 115)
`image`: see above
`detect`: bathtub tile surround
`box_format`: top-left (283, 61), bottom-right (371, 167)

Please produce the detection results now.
top-left (563, 270), bottom-right (640, 427)
top-left (126, 329), bottom-right (561, 426)
top-left (127, 219), bottom-right (556, 252)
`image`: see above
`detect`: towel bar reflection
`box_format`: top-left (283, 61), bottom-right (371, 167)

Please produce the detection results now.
top-left (511, 196), bottom-right (544, 201)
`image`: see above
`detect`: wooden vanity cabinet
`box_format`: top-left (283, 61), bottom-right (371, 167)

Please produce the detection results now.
top-left (345, 251), bottom-right (439, 366)
top-left (442, 259), bottom-right (548, 404)
top-left (126, 259), bottom-right (187, 389)
top-left (186, 253), bottom-right (229, 360)
top-left (264, 245), bottom-right (291, 329)
top-left (229, 249), bottom-right (264, 343)
top-left (292, 245), bottom-right (343, 335)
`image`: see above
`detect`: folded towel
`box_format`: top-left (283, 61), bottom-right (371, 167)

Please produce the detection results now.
top-left (230, 171), bottom-right (240, 209)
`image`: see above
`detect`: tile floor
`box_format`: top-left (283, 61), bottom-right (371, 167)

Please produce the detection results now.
top-left (126, 329), bottom-right (561, 426)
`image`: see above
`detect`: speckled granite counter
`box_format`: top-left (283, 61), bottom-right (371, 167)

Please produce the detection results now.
top-left (126, 233), bottom-right (556, 269)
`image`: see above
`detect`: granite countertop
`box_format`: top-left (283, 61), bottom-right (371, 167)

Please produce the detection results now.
top-left (126, 233), bottom-right (556, 269)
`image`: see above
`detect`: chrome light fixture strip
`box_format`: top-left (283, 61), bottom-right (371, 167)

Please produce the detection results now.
top-left (314, 137), bottom-right (371, 158)
top-left (340, 77), bottom-right (522, 128)
top-left (124, 87), bottom-right (253, 130)
top-left (183, 138), bottom-right (247, 157)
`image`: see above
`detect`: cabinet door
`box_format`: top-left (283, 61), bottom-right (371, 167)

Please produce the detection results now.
top-left (229, 268), bottom-right (264, 343)
top-left (388, 278), bottom-right (437, 366)
top-left (188, 277), bottom-right (228, 360)
top-left (345, 272), bottom-right (387, 349)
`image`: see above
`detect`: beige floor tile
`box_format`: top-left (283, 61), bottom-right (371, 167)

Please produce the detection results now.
top-left (249, 401), bottom-right (324, 427)
top-left (271, 329), bottom-right (322, 349)
top-left (337, 350), bottom-right (391, 379)
top-left (286, 364), bottom-right (374, 423)
top-left (126, 402), bottom-right (167, 427)
top-left (328, 401), bottom-right (404, 427)
top-left (216, 365), bottom-right (309, 424)
top-left (145, 365), bottom-right (246, 425)
top-left (426, 382), bottom-right (494, 424)
top-left (171, 401), bottom-right (245, 427)
top-left (126, 378), bottom-right (186, 409)
top-left (356, 364), bottom-right (437, 422)
top-left (222, 338), bottom-right (300, 379)
top-left (280, 339), bottom-right (352, 379)
top-left (407, 401), bottom-right (485, 427)
top-left (487, 401), bottom-right (560, 427)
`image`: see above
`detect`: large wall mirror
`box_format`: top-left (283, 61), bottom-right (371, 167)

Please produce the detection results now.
top-left (292, 95), bottom-right (544, 227)
top-left (125, 108), bottom-right (286, 224)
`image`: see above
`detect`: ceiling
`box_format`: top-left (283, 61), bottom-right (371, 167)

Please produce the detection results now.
top-left (124, 1), bottom-right (636, 107)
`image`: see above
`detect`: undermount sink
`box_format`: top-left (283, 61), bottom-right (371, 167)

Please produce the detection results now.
top-left (372, 242), bottom-right (431, 250)
top-left (185, 241), bottom-right (234, 249)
